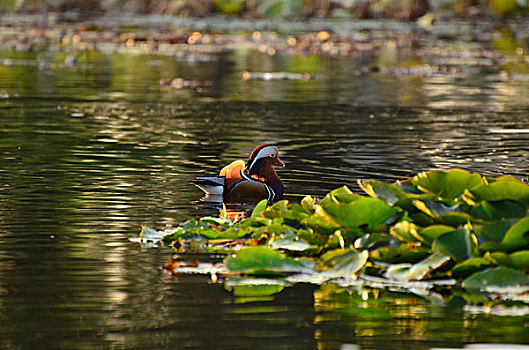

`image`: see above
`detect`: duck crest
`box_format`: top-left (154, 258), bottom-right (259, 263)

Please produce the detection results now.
top-left (245, 144), bottom-right (275, 173)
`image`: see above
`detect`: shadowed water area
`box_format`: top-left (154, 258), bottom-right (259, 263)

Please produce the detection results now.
top-left (1, 18), bottom-right (529, 349)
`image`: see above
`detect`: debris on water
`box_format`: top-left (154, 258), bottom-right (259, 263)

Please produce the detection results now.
top-left (241, 71), bottom-right (315, 81)
top-left (369, 64), bottom-right (480, 77)
top-left (0, 92), bottom-right (18, 99)
top-left (64, 55), bottom-right (78, 67)
top-left (163, 255), bottom-right (228, 276)
top-left (160, 78), bottom-right (213, 89)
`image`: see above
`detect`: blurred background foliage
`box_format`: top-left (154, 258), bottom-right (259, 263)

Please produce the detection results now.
top-left (1, 0), bottom-right (528, 18)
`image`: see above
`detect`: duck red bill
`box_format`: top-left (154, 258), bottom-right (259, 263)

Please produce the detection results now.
top-left (275, 158), bottom-right (285, 167)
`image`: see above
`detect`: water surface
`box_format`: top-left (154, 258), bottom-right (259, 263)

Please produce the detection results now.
top-left (1, 39), bottom-right (529, 349)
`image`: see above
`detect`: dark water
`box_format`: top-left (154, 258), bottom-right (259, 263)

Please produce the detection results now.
top-left (1, 44), bottom-right (529, 350)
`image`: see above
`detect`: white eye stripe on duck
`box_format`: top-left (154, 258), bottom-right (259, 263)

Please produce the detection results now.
top-left (247, 146), bottom-right (278, 171)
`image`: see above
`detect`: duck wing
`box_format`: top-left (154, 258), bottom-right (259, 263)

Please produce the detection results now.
top-left (219, 160), bottom-right (246, 190)
top-left (225, 179), bottom-right (271, 204)
top-left (192, 177), bottom-right (225, 195)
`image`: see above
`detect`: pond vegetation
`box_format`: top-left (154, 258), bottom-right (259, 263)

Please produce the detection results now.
top-left (137, 169), bottom-right (529, 314)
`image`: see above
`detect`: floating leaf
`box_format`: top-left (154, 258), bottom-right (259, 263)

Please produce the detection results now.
top-left (385, 252), bottom-right (451, 281)
top-left (319, 194), bottom-right (398, 231)
top-left (319, 248), bottom-right (369, 278)
top-left (301, 208), bottom-right (341, 234)
top-left (413, 200), bottom-right (471, 226)
top-left (470, 178), bottom-right (529, 204)
top-left (390, 221), bottom-right (422, 243)
top-left (301, 195), bottom-right (316, 213)
top-left (270, 230), bottom-right (311, 251)
top-left (432, 229), bottom-right (477, 262)
top-left (471, 200), bottom-right (527, 221)
top-left (321, 186), bottom-right (361, 204)
top-left (414, 200), bottom-right (464, 216)
top-left (473, 220), bottom-right (517, 246)
top-left (412, 169), bottom-right (484, 200)
top-left (462, 266), bottom-right (529, 293)
top-left (251, 199), bottom-right (268, 218)
top-left (135, 225), bottom-right (183, 245)
top-left (225, 246), bottom-right (308, 275)
top-left (282, 205), bottom-right (310, 225)
top-left (452, 257), bottom-right (492, 278)
top-left (354, 232), bottom-right (391, 250)
top-left (486, 251), bottom-right (529, 270)
top-left (500, 216), bottom-right (529, 251)
top-left (263, 200), bottom-right (289, 219)
top-left (434, 212), bottom-right (472, 227)
top-left (360, 179), bottom-right (405, 205)
top-left (371, 243), bottom-right (430, 264)
top-left (480, 216), bottom-right (529, 252)
top-left (418, 225), bottom-right (456, 245)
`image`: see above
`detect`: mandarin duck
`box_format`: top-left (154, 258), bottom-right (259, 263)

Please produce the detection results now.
top-left (193, 144), bottom-right (285, 204)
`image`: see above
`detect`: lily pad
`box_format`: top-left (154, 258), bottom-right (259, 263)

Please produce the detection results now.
top-left (486, 251), bottom-right (529, 270)
top-left (473, 220), bottom-right (517, 246)
top-left (470, 178), bottom-right (529, 204)
top-left (282, 205), bottom-right (311, 225)
top-left (432, 229), bottom-right (477, 263)
top-left (270, 230), bottom-right (311, 251)
top-left (371, 242), bottom-right (431, 264)
top-left (433, 212), bottom-right (472, 227)
top-left (452, 257), bottom-right (492, 278)
top-left (499, 216), bottom-right (529, 251)
top-left (134, 225), bottom-right (183, 245)
top-left (412, 169), bottom-right (484, 200)
top-left (480, 216), bottom-right (529, 252)
top-left (413, 200), bottom-right (464, 216)
top-left (225, 246), bottom-right (308, 275)
top-left (263, 200), bottom-right (290, 219)
top-left (419, 225), bottom-right (456, 245)
top-left (321, 186), bottom-right (361, 204)
top-left (323, 197), bottom-right (398, 231)
top-left (251, 199), bottom-right (269, 218)
top-left (471, 200), bottom-right (527, 221)
top-left (317, 188), bottom-right (398, 231)
top-left (301, 209), bottom-right (341, 235)
top-left (462, 266), bottom-right (529, 293)
top-left (390, 221), bottom-right (421, 243)
top-left (360, 179), bottom-right (406, 206)
top-left (300, 195), bottom-right (316, 213)
top-left (413, 200), bottom-right (471, 226)
top-left (384, 252), bottom-right (451, 281)
top-left (319, 248), bottom-right (369, 277)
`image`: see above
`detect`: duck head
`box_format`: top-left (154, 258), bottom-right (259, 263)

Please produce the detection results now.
top-left (245, 144), bottom-right (285, 198)
top-left (245, 144), bottom-right (284, 174)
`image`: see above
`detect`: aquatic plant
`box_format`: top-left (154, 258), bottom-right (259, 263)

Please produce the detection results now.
top-left (137, 169), bottom-right (529, 310)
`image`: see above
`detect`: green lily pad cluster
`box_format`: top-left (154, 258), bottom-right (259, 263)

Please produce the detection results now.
top-left (141, 169), bottom-right (529, 308)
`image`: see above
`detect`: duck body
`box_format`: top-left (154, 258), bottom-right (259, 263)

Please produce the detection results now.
top-left (193, 145), bottom-right (284, 204)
